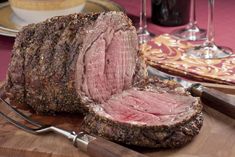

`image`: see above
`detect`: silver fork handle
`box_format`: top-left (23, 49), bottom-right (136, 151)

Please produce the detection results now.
top-left (72, 132), bottom-right (96, 151)
top-left (37, 126), bottom-right (96, 152)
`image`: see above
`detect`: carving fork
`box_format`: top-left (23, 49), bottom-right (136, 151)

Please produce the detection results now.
top-left (0, 98), bottom-right (147, 157)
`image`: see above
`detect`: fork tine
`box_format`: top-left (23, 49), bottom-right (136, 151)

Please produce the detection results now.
top-left (0, 110), bottom-right (39, 134)
top-left (0, 98), bottom-right (43, 127)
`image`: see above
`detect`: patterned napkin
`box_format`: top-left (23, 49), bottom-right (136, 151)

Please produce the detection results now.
top-left (142, 34), bottom-right (235, 85)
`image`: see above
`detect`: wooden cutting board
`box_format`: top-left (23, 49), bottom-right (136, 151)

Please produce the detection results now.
top-left (0, 82), bottom-right (235, 157)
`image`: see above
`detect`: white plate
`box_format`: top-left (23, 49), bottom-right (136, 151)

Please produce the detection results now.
top-left (0, 0), bottom-right (123, 37)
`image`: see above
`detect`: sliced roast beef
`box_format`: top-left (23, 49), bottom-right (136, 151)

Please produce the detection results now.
top-left (82, 79), bottom-right (203, 148)
top-left (6, 12), bottom-right (138, 113)
top-left (6, 11), bottom-right (203, 148)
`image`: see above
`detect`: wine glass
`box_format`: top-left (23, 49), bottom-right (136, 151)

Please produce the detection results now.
top-left (186, 0), bottom-right (233, 59)
top-left (172, 0), bottom-right (206, 41)
top-left (137, 0), bottom-right (151, 44)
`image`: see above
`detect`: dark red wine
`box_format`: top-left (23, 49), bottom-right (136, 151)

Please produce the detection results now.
top-left (151, 0), bottom-right (191, 26)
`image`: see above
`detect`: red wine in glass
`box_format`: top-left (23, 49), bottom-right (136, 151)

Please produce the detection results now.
top-left (151, 0), bottom-right (191, 26)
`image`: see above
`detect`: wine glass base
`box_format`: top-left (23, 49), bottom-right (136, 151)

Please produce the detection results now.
top-left (137, 29), bottom-right (151, 44)
top-left (172, 27), bottom-right (207, 41)
top-left (186, 43), bottom-right (233, 59)
top-left (138, 34), bottom-right (151, 44)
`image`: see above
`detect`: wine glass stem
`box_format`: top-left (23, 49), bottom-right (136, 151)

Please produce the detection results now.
top-left (206, 0), bottom-right (215, 45)
top-left (139, 0), bottom-right (148, 32)
top-left (189, 0), bottom-right (197, 27)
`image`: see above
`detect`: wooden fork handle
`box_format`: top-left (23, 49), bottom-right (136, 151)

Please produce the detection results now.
top-left (191, 85), bottom-right (235, 119)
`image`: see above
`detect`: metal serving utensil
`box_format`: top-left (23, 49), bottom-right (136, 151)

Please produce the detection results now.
top-left (0, 97), bottom-right (147, 157)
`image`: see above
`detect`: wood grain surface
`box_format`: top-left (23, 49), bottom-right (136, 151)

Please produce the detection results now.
top-left (86, 137), bottom-right (147, 157)
top-left (0, 82), bottom-right (235, 157)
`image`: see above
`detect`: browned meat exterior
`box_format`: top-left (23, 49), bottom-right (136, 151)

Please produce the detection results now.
top-left (6, 12), bottom-right (138, 113)
top-left (6, 11), bottom-right (203, 148)
top-left (82, 79), bottom-right (203, 148)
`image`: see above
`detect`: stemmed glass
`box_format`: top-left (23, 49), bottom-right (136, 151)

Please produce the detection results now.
top-left (137, 0), bottom-right (151, 44)
top-left (186, 0), bottom-right (233, 59)
top-left (172, 0), bottom-right (206, 41)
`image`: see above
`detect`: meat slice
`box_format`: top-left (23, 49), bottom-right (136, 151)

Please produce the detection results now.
top-left (76, 13), bottom-right (137, 103)
top-left (82, 79), bottom-right (203, 148)
top-left (6, 12), bottom-right (138, 113)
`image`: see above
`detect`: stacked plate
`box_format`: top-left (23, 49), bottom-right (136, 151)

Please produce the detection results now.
top-left (0, 0), bottom-right (123, 37)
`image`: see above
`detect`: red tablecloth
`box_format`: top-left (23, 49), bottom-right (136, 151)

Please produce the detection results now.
top-left (1, 0), bottom-right (235, 81)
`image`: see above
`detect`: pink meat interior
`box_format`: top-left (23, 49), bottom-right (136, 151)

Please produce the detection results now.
top-left (79, 29), bottom-right (137, 103)
top-left (94, 89), bottom-right (197, 126)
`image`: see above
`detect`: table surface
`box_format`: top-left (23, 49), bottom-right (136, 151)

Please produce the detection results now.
top-left (1, 0), bottom-right (235, 81)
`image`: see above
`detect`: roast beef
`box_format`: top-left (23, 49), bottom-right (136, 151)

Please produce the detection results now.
top-left (6, 12), bottom-right (138, 113)
top-left (6, 11), bottom-right (203, 148)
